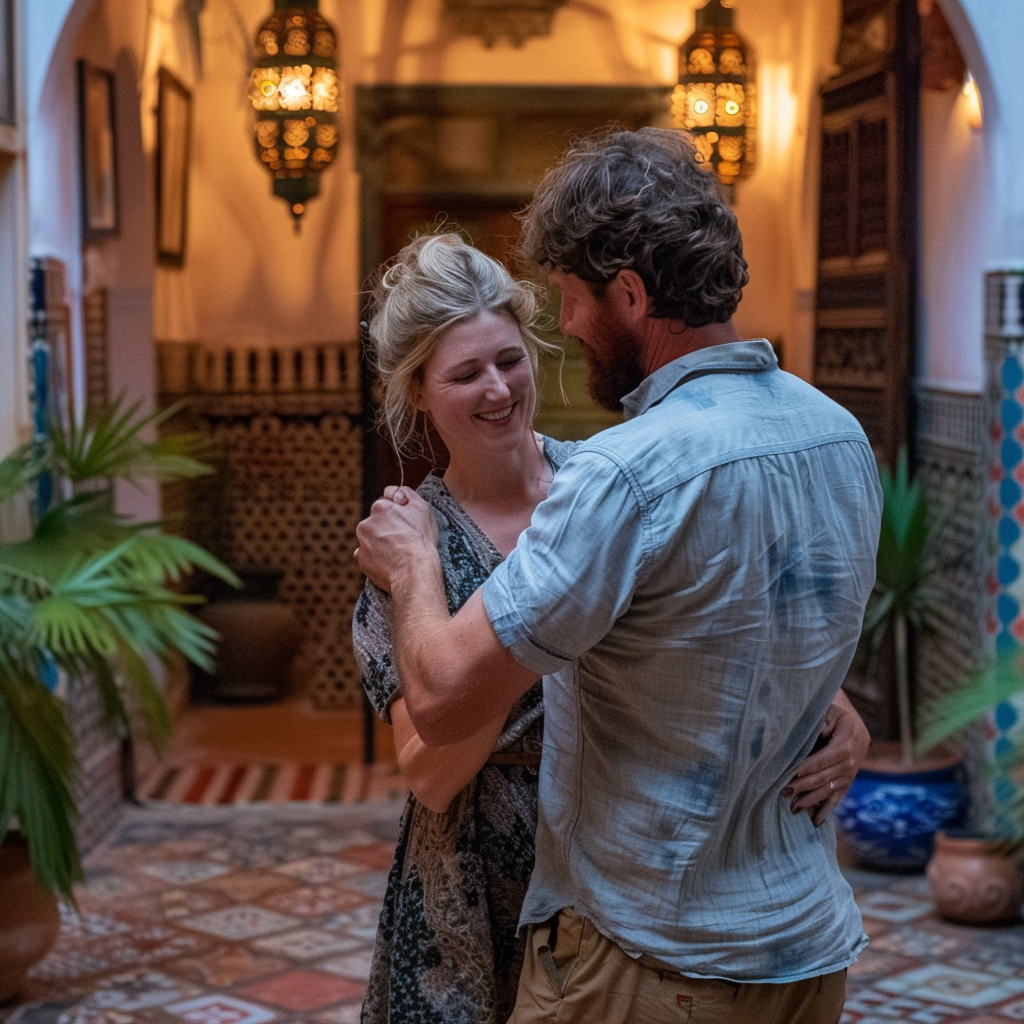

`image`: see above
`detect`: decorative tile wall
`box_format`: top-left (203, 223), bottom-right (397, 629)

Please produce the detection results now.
top-left (158, 342), bottom-right (365, 709)
top-left (983, 269), bottom-right (1024, 834)
top-left (914, 385), bottom-right (989, 823)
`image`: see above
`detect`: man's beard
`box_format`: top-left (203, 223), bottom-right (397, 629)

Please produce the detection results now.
top-left (581, 341), bottom-right (646, 413)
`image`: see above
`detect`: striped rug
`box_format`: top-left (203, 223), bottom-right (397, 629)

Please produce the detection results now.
top-left (139, 761), bottom-right (408, 806)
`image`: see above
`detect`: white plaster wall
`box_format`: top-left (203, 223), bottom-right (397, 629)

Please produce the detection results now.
top-left (916, 0), bottom-right (1024, 394)
top-left (918, 84), bottom-right (990, 393)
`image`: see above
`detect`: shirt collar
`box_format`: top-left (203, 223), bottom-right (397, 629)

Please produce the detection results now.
top-left (620, 339), bottom-right (778, 420)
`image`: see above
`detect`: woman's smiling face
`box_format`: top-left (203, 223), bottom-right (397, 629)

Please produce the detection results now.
top-left (415, 309), bottom-right (538, 458)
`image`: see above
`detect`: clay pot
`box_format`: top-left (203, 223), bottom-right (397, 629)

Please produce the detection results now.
top-left (927, 830), bottom-right (1023, 925)
top-left (0, 833), bottom-right (61, 1004)
top-left (195, 598), bottom-right (302, 702)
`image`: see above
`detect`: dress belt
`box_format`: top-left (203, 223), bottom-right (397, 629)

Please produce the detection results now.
top-left (485, 751), bottom-right (542, 767)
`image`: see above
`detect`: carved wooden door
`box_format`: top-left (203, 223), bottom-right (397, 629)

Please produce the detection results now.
top-left (813, 0), bottom-right (920, 470)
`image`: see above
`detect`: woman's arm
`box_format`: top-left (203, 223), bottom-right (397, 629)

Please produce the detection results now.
top-left (391, 696), bottom-right (509, 813)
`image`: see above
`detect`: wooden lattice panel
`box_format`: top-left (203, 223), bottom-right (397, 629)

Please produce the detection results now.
top-left (184, 403), bottom-right (364, 709)
top-left (158, 342), bottom-right (365, 710)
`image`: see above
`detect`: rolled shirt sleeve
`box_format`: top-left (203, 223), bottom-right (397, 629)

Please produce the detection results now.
top-left (482, 449), bottom-right (648, 675)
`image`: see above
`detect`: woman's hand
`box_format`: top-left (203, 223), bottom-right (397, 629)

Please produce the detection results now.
top-left (784, 690), bottom-right (870, 827)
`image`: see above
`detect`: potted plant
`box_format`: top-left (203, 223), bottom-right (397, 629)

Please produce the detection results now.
top-left (916, 655), bottom-right (1023, 923)
top-left (834, 448), bottom-right (968, 870)
top-left (0, 400), bottom-right (237, 1001)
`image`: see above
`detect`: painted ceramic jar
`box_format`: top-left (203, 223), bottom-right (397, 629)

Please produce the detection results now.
top-left (834, 742), bottom-right (968, 871)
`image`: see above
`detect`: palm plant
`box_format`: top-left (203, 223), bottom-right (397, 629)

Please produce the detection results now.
top-left (861, 448), bottom-right (945, 765)
top-left (0, 400), bottom-right (237, 900)
top-left (918, 654), bottom-right (1024, 846)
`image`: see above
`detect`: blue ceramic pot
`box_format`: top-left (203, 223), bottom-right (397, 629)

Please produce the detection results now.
top-left (834, 743), bottom-right (968, 871)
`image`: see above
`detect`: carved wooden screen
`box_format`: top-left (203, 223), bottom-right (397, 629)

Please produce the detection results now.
top-left (813, 0), bottom-right (920, 469)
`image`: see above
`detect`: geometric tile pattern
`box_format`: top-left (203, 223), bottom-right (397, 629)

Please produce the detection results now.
top-left (2, 803), bottom-right (405, 1024)
top-left (983, 271), bottom-right (1024, 835)
top-left (4, 804), bottom-right (1023, 1024)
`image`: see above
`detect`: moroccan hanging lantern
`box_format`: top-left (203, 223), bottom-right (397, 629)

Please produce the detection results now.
top-left (247, 0), bottom-right (340, 225)
top-left (672, 0), bottom-right (756, 194)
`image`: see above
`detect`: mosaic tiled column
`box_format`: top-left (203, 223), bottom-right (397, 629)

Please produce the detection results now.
top-left (984, 269), bottom-right (1024, 830)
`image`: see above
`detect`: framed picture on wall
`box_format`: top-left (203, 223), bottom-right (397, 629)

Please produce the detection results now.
top-left (1, 0), bottom-right (16, 127)
top-left (76, 60), bottom-right (119, 239)
top-left (156, 68), bottom-right (192, 266)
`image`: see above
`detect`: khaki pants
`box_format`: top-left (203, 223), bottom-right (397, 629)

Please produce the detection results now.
top-left (508, 908), bottom-right (847, 1024)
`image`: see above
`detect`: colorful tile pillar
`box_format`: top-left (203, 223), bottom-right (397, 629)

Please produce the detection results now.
top-left (984, 269), bottom-right (1024, 833)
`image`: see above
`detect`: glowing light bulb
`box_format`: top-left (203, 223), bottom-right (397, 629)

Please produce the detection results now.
top-left (280, 80), bottom-right (309, 104)
top-left (694, 98), bottom-right (710, 115)
top-left (724, 100), bottom-right (740, 116)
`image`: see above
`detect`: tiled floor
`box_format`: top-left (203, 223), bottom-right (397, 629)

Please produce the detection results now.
top-left (3, 802), bottom-right (1023, 1023)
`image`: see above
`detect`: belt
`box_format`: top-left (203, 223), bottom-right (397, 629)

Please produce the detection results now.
top-left (485, 751), bottom-right (542, 767)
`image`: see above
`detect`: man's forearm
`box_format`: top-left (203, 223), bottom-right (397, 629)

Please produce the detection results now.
top-left (388, 551), bottom-right (538, 745)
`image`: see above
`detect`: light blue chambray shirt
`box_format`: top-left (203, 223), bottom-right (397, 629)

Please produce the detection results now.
top-left (482, 340), bottom-right (881, 984)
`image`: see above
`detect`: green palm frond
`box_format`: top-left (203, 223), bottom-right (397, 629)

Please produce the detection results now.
top-left (0, 665), bottom-right (81, 898)
top-left (49, 398), bottom-right (213, 486)
top-left (0, 441), bottom-right (48, 505)
top-left (917, 654), bottom-right (1024, 751)
top-left (1, 399), bottom-right (236, 898)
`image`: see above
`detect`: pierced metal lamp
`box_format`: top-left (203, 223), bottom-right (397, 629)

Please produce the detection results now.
top-left (672, 0), bottom-right (756, 195)
top-left (247, 0), bottom-right (340, 225)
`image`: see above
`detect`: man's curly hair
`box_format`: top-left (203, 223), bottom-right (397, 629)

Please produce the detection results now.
top-left (519, 128), bottom-right (749, 327)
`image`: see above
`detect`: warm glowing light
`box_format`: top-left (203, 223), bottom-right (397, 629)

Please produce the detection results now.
top-left (673, 0), bottom-right (756, 191)
top-left (962, 72), bottom-right (983, 131)
top-left (248, 1), bottom-right (340, 223)
top-left (758, 61), bottom-right (798, 173)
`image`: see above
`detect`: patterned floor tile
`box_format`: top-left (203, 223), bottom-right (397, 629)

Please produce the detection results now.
top-left (141, 863), bottom-right (232, 885)
top-left (5, 800), bottom-right (1022, 1024)
top-left (847, 946), bottom-right (921, 983)
top-left (322, 902), bottom-right (381, 942)
top-left (238, 971), bottom-right (365, 1011)
top-left (876, 964), bottom-right (1024, 1009)
top-left (314, 1005), bottom-right (363, 1024)
top-left (163, 995), bottom-right (277, 1024)
top-left (82, 969), bottom-right (200, 1011)
top-left (178, 905), bottom-right (302, 941)
top-left (336, 843), bottom-right (398, 872)
top-left (259, 884), bottom-right (368, 917)
top-left (158, 889), bottom-right (230, 919)
top-left (318, 949), bottom-right (375, 982)
top-left (338, 871), bottom-right (390, 900)
top-left (162, 946), bottom-right (288, 987)
top-left (870, 925), bottom-right (964, 960)
top-left (857, 890), bottom-right (935, 923)
top-left (251, 928), bottom-right (360, 960)
top-left (273, 858), bottom-right (360, 885)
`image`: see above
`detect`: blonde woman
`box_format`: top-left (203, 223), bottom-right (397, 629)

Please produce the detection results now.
top-left (353, 234), bottom-right (867, 1024)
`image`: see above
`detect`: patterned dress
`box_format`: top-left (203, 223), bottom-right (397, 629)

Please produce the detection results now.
top-left (353, 438), bottom-right (575, 1024)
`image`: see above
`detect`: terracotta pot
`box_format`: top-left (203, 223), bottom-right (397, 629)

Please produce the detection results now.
top-left (195, 599), bottom-right (302, 702)
top-left (927, 830), bottom-right (1023, 924)
top-left (0, 833), bottom-right (61, 1004)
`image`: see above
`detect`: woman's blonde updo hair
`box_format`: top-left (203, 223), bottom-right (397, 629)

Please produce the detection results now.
top-left (366, 232), bottom-right (557, 457)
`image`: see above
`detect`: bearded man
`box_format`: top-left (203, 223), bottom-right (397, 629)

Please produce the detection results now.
top-left (356, 128), bottom-right (880, 1024)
